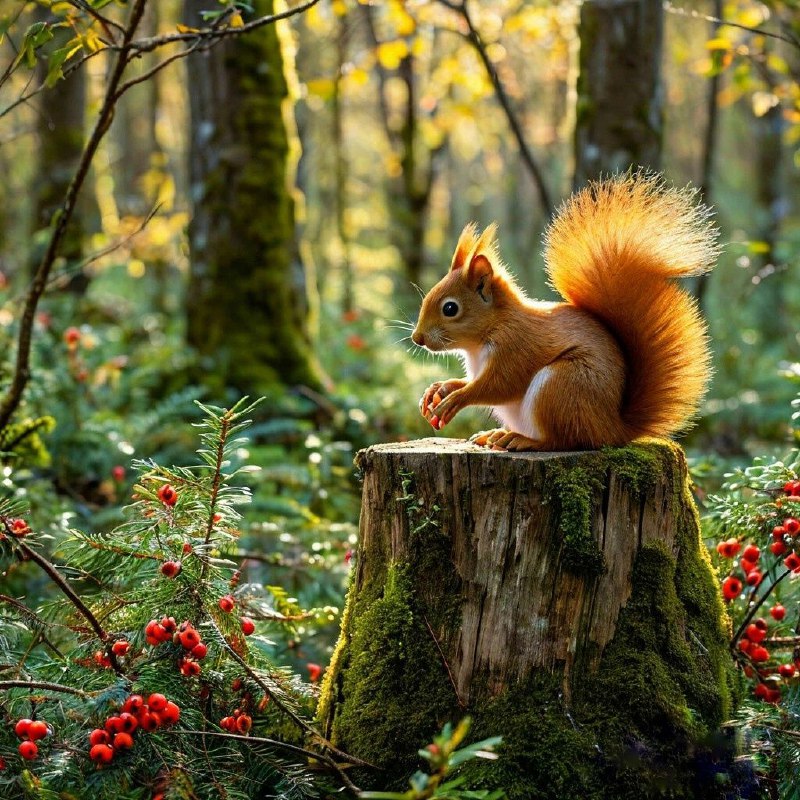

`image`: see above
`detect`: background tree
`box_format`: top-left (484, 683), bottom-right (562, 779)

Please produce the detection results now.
top-left (573, 0), bottom-right (664, 186)
top-left (184, 0), bottom-right (322, 397)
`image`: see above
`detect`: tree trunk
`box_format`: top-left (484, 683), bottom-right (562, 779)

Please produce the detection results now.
top-left (573, 0), bottom-right (664, 187)
top-left (184, 0), bottom-right (322, 394)
top-left (319, 439), bottom-right (736, 799)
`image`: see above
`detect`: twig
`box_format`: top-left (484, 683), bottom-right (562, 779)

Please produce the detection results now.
top-left (731, 567), bottom-right (792, 646)
top-left (423, 614), bottom-right (465, 708)
top-left (160, 729), bottom-right (363, 796)
top-left (663, 1), bottom-right (800, 50)
top-left (200, 411), bottom-right (232, 581)
top-left (67, 0), bottom-right (126, 39)
top-left (437, 0), bottom-right (554, 218)
top-left (0, 679), bottom-right (89, 697)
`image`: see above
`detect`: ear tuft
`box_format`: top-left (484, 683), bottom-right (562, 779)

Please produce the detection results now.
top-left (450, 223), bottom-right (479, 271)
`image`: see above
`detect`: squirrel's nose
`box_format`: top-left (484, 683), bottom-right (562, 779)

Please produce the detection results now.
top-left (412, 330), bottom-right (425, 347)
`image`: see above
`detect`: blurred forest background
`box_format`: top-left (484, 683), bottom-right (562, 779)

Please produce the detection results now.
top-left (1, 0), bottom-right (800, 672)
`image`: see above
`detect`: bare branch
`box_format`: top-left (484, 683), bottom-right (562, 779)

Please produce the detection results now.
top-left (67, 0), bottom-right (126, 40)
top-left (0, 679), bottom-right (89, 697)
top-left (437, 0), bottom-right (555, 219)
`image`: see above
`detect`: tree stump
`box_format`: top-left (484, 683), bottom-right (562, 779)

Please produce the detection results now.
top-left (318, 439), bottom-right (737, 799)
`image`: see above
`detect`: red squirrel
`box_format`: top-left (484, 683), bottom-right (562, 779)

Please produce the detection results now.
top-left (412, 173), bottom-right (720, 451)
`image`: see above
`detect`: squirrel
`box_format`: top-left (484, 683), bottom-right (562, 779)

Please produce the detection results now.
top-left (412, 172), bottom-right (720, 451)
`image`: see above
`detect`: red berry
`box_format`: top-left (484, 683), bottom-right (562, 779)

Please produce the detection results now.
top-left (773, 525), bottom-right (787, 540)
top-left (63, 326), bottom-right (81, 345)
top-left (220, 716), bottom-right (235, 731)
top-left (0, 756), bottom-right (5, 770)
top-left (745, 570), bottom-right (762, 586)
top-left (784, 553), bottom-right (800, 571)
top-left (754, 683), bottom-right (769, 699)
top-left (111, 466), bottom-right (125, 482)
top-left (751, 646), bottom-right (770, 662)
top-left (770, 541), bottom-right (787, 556)
top-left (9, 518), bottom-right (30, 537)
top-left (232, 678), bottom-right (243, 691)
top-left (157, 484), bottom-right (178, 506)
top-left (716, 541), bottom-right (730, 557)
top-left (722, 576), bottom-right (742, 601)
top-left (178, 628), bottom-right (201, 650)
top-left (784, 481), bottom-right (800, 496)
top-left (307, 663), bottom-right (323, 683)
top-left (160, 701), bottom-right (180, 726)
top-left (105, 716), bottom-right (124, 734)
top-left (123, 694), bottom-right (144, 714)
top-left (147, 693), bottom-right (167, 712)
top-left (161, 560), bottom-right (182, 578)
top-left (191, 643), bottom-right (208, 659)
top-left (785, 518), bottom-right (800, 535)
top-left (738, 638), bottom-right (752, 653)
top-left (89, 729), bottom-right (109, 746)
top-left (771, 604), bottom-right (786, 621)
top-left (112, 640), bottom-right (129, 657)
top-left (137, 712), bottom-right (159, 732)
top-left (740, 559), bottom-right (757, 575)
top-left (236, 714), bottom-right (252, 734)
top-left (746, 624), bottom-right (767, 643)
top-left (182, 542), bottom-right (193, 555)
top-left (160, 617), bottom-right (177, 633)
top-left (767, 688), bottom-right (781, 704)
top-left (754, 618), bottom-right (768, 630)
top-left (18, 741), bottom-right (38, 760)
top-left (27, 721), bottom-right (48, 741)
top-left (179, 658), bottom-right (201, 677)
top-left (89, 743), bottom-right (114, 763)
top-left (218, 595), bottom-right (235, 613)
top-left (240, 617), bottom-right (255, 636)
top-left (112, 732), bottom-right (134, 751)
top-left (778, 663), bottom-right (796, 679)
top-left (14, 719), bottom-right (32, 739)
top-left (743, 544), bottom-right (760, 562)
top-left (118, 713), bottom-right (138, 734)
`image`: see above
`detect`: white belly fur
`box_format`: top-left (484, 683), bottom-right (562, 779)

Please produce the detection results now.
top-left (493, 366), bottom-right (553, 439)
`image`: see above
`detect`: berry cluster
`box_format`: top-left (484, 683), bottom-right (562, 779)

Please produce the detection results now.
top-left (717, 480), bottom-right (800, 703)
top-left (13, 718), bottom-right (50, 761)
top-left (88, 693), bottom-right (180, 765)
top-left (219, 708), bottom-right (253, 735)
top-left (145, 617), bottom-right (208, 676)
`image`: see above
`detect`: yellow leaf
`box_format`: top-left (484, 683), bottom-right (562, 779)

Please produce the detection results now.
top-left (176, 23), bottom-right (200, 33)
top-left (388, 0), bottom-right (415, 36)
top-left (229, 12), bottom-right (244, 27)
top-left (705, 37), bottom-right (731, 51)
top-left (306, 77), bottom-right (335, 99)
top-left (332, 0), bottom-right (347, 16)
top-left (377, 39), bottom-right (408, 70)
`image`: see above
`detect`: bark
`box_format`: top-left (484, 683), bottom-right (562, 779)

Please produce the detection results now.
top-left (573, 0), bottom-right (664, 188)
top-left (319, 439), bottom-right (737, 798)
top-left (184, 0), bottom-right (322, 394)
top-left (31, 8), bottom-right (88, 292)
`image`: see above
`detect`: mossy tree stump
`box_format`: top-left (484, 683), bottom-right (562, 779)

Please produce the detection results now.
top-left (318, 439), bottom-right (737, 799)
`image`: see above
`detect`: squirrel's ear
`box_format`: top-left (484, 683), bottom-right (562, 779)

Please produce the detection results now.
top-left (465, 253), bottom-right (494, 301)
top-left (450, 223), bottom-right (478, 271)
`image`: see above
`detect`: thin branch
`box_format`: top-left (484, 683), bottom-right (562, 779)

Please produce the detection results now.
top-left (0, 679), bottom-right (89, 697)
top-left (160, 729), bottom-right (362, 796)
top-left (67, 0), bottom-right (126, 39)
top-left (663, 1), bottom-right (800, 50)
top-left (15, 542), bottom-right (111, 645)
top-left (200, 412), bottom-right (232, 581)
top-left (113, 37), bottom-right (205, 101)
top-left (437, 0), bottom-right (554, 218)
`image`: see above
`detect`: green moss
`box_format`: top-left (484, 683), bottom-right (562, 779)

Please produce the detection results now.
top-left (325, 565), bottom-right (456, 784)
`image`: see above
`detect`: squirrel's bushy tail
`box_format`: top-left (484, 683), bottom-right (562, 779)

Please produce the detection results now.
top-left (544, 172), bottom-right (720, 438)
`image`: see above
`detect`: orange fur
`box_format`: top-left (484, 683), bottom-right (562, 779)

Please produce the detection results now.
top-left (412, 173), bottom-right (719, 450)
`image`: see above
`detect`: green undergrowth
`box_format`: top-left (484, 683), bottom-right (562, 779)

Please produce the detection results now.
top-left (319, 440), bottom-right (737, 798)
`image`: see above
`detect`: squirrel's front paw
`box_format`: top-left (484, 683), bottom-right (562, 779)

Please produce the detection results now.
top-left (420, 380), bottom-right (467, 429)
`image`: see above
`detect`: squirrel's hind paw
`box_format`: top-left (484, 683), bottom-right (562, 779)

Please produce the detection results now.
top-left (470, 428), bottom-right (510, 447)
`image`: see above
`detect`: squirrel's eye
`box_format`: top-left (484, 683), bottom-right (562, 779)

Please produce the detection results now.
top-left (442, 301), bottom-right (459, 318)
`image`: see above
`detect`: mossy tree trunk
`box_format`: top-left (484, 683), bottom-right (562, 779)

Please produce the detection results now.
top-left (319, 439), bottom-right (738, 799)
top-left (31, 6), bottom-right (89, 293)
top-left (184, 0), bottom-right (321, 395)
top-left (573, 0), bottom-right (663, 188)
